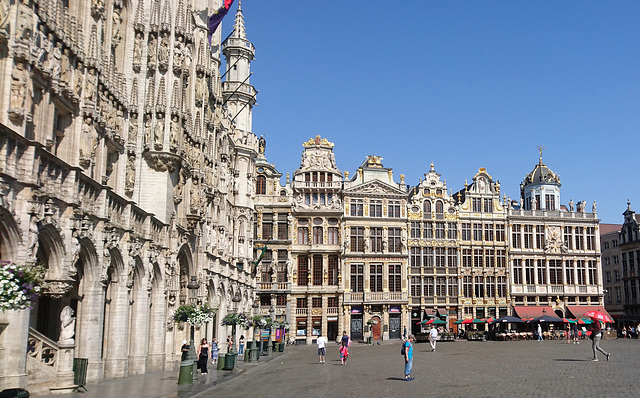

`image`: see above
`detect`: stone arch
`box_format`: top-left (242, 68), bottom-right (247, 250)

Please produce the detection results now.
top-left (177, 244), bottom-right (193, 306)
top-left (127, 256), bottom-right (150, 374)
top-left (0, 209), bottom-right (21, 261)
top-left (30, 224), bottom-right (68, 341)
top-left (102, 248), bottom-right (131, 378)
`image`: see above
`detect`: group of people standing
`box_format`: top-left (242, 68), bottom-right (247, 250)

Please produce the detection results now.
top-left (316, 331), bottom-right (351, 365)
top-left (180, 334), bottom-right (249, 375)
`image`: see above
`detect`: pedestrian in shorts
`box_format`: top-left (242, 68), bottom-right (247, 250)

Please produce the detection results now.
top-left (316, 334), bottom-right (327, 363)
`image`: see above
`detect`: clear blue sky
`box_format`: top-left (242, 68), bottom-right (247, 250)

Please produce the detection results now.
top-left (222, 1), bottom-right (639, 225)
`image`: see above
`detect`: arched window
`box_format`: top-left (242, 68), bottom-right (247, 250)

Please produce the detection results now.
top-left (423, 200), bottom-right (431, 218)
top-left (435, 201), bottom-right (444, 219)
top-left (256, 175), bottom-right (266, 195)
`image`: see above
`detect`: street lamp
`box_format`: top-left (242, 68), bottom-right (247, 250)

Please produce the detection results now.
top-left (187, 276), bottom-right (200, 381)
top-left (230, 290), bottom-right (242, 356)
top-left (267, 305), bottom-right (275, 355)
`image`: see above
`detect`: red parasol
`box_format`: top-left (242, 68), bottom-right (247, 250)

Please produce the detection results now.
top-left (584, 310), bottom-right (613, 323)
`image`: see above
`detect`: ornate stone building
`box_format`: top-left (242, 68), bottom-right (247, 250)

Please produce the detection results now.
top-left (600, 222), bottom-right (623, 320)
top-left (616, 202), bottom-right (640, 321)
top-left (342, 156), bottom-right (409, 341)
top-left (508, 156), bottom-right (604, 320)
top-left (0, 1), bottom-right (259, 394)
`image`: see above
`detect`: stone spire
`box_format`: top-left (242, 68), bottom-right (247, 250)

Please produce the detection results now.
top-left (232, 1), bottom-right (246, 39)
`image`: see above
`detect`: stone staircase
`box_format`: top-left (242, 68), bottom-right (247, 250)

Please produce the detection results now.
top-left (26, 328), bottom-right (76, 395)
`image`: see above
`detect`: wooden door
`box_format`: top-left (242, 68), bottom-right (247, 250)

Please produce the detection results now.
top-left (372, 316), bottom-right (381, 341)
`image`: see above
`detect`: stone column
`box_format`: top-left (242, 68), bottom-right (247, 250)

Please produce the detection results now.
top-left (76, 280), bottom-right (106, 383)
top-left (103, 283), bottom-right (131, 379)
top-left (0, 309), bottom-right (29, 390)
top-left (128, 287), bottom-right (150, 374)
top-left (147, 290), bottom-right (167, 370)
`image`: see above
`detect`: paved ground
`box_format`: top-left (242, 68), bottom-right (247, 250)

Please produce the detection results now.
top-left (35, 338), bottom-right (640, 398)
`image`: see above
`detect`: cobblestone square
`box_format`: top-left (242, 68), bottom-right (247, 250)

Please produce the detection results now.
top-left (205, 338), bottom-right (638, 398)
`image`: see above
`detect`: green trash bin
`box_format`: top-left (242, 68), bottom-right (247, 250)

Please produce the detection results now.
top-left (216, 354), bottom-right (226, 370)
top-left (222, 353), bottom-right (237, 370)
top-left (278, 342), bottom-right (285, 352)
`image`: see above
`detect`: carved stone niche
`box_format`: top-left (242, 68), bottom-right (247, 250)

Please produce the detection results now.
top-left (43, 280), bottom-right (75, 298)
top-left (143, 151), bottom-right (181, 172)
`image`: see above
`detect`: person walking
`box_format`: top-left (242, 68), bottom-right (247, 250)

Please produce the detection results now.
top-left (566, 324), bottom-right (571, 344)
top-left (537, 324), bottom-right (543, 341)
top-left (572, 322), bottom-right (579, 344)
top-left (590, 320), bottom-right (610, 361)
top-left (621, 326), bottom-right (627, 339)
top-left (340, 331), bottom-right (351, 365)
top-left (403, 334), bottom-right (414, 381)
top-left (211, 337), bottom-right (219, 366)
top-left (196, 338), bottom-right (210, 375)
top-left (316, 333), bottom-right (327, 363)
top-left (403, 326), bottom-right (407, 341)
top-left (429, 325), bottom-right (439, 351)
top-left (239, 335), bottom-right (246, 356)
top-left (226, 335), bottom-right (233, 353)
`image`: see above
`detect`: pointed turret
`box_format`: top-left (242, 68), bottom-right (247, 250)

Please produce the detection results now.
top-left (222, 1), bottom-right (257, 133)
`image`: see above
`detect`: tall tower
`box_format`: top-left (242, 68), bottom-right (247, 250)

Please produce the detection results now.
top-left (222, 1), bottom-right (257, 133)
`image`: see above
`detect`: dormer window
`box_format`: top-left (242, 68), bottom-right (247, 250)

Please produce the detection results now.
top-left (256, 175), bottom-right (266, 195)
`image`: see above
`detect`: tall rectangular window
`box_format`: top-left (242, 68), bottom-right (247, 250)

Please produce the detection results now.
top-left (448, 279), bottom-right (458, 297)
top-left (565, 260), bottom-right (574, 285)
top-left (462, 249), bottom-right (472, 267)
top-left (463, 276), bottom-right (473, 297)
top-left (351, 227), bottom-right (364, 252)
top-left (447, 248), bottom-right (457, 268)
top-left (587, 260), bottom-right (597, 285)
top-left (497, 276), bottom-right (506, 297)
top-left (328, 227), bottom-right (339, 245)
top-left (328, 297), bottom-right (338, 308)
top-left (424, 247), bottom-right (434, 267)
top-left (389, 264), bottom-right (402, 292)
top-left (575, 227), bottom-right (584, 250)
top-left (564, 227), bottom-right (573, 250)
top-left (473, 223), bottom-right (482, 241)
top-left (350, 199), bottom-right (363, 216)
top-left (410, 247), bottom-right (421, 267)
top-left (473, 249), bottom-right (483, 268)
top-left (277, 213), bottom-right (289, 240)
top-left (462, 223), bottom-right (471, 241)
top-left (388, 228), bottom-right (402, 253)
top-left (435, 223), bottom-right (445, 239)
top-left (512, 225), bottom-right (521, 248)
top-left (436, 277), bottom-right (446, 297)
top-left (586, 227), bottom-right (595, 250)
top-left (545, 194), bottom-right (555, 210)
top-left (513, 261), bottom-right (523, 284)
top-left (448, 223), bottom-right (457, 240)
top-left (277, 250), bottom-right (288, 282)
top-left (351, 264), bottom-right (364, 292)
top-left (370, 264), bottom-right (383, 292)
top-left (474, 276), bottom-right (484, 297)
top-left (524, 259), bottom-right (534, 284)
top-left (435, 247), bottom-right (446, 267)
top-left (370, 227), bottom-right (383, 252)
top-left (473, 198), bottom-right (482, 212)
top-left (576, 260), bottom-right (586, 285)
top-left (262, 213), bottom-right (273, 239)
top-left (549, 260), bottom-right (562, 285)
top-left (483, 198), bottom-right (492, 213)
top-left (484, 224), bottom-right (494, 241)
top-left (537, 262), bottom-right (547, 284)
top-left (423, 222), bottom-right (433, 239)
top-left (261, 249), bottom-right (272, 283)
top-left (535, 225), bottom-right (544, 249)
top-left (388, 201), bottom-right (401, 218)
top-left (369, 200), bottom-right (382, 217)
top-left (486, 276), bottom-right (496, 297)
top-left (410, 277), bottom-right (422, 297)
top-left (313, 226), bottom-right (323, 244)
top-left (298, 227), bottom-right (309, 244)
top-left (496, 250), bottom-right (506, 267)
top-left (313, 255), bottom-right (323, 285)
top-left (298, 256), bottom-right (308, 286)
top-left (485, 249), bottom-right (494, 268)
top-left (411, 222), bottom-right (420, 239)
top-left (328, 255), bottom-right (338, 286)
top-left (495, 224), bottom-right (505, 242)
top-left (523, 225), bottom-right (533, 249)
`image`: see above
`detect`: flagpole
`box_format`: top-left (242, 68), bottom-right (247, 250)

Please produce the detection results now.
top-left (222, 72), bottom-right (253, 106)
top-left (230, 90), bottom-right (258, 124)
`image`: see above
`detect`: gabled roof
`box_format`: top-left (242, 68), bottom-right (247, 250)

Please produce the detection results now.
top-left (343, 179), bottom-right (406, 196)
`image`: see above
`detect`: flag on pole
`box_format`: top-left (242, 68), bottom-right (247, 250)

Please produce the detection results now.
top-left (208, 0), bottom-right (235, 45)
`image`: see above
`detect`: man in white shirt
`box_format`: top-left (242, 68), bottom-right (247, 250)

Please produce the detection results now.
top-left (317, 334), bottom-right (327, 363)
top-left (429, 326), bottom-right (439, 352)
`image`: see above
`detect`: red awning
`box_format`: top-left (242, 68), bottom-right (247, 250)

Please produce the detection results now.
top-left (567, 306), bottom-right (614, 321)
top-left (513, 306), bottom-right (561, 320)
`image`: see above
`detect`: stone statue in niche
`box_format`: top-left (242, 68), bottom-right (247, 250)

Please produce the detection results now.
top-left (125, 155), bottom-right (136, 193)
top-left (60, 47), bottom-right (71, 85)
top-left (195, 72), bottom-right (205, 104)
top-left (58, 306), bottom-right (76, 345)
top-left (27, 212), bottom-right (39, 260)
top-left (531, 196), bottom-right (537, 211)
top-left (112, 7), bottom-right (122, 46)
top-left (17, 0), bottom-right (33, 41)
top-left (183, 42), bottom-right (192, 72)
top-left (79, 117), bottom-right (96, 163)
top-left (147, 35), bottom-right (157, 66)
top-left (73, 61), bottom-right (84, 98)
top-left (143, 114), bottom-right (152, 146)
top-left (158, 32), bottom-right (170, 67)
top-left (84, 68), bottom-right (97, 102)
top-left (35, 25), bottom-right (51, 68)
top-left (173, 36), bottom-right (184, 72)
top-left (51, 41), bottom-right (62, 80)
top-left (170, 114), bottom-right (180, 146)
top-left (10, 61), bottom-right (28, 110)
top-left (128, 116), bottom-right (138, 142)
top-left (133, 32), bottom-right (143, 66)
top-left (0, 0), bottom-right (10, 38)
top-left (154, 115), bottom-right (164, 150)
top-left (190, 179), bottom-right (201, 214)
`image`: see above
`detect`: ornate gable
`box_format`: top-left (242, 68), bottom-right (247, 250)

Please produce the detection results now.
top-left (344, 179), bottom-right (405, 197)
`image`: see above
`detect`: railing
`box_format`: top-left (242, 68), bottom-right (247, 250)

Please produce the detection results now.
top-left (296, 308), bottom-right (308, 316)
top-left (550, 285), bottom-right (563, 293)
top-left (292, 181), bottom-right (342, 190)
top-left (28, 327), bottom-right (60, 371)
top-left (578, 286), bottom-right (588, 293)
top-left (327, 307), bottom-right (339, 315)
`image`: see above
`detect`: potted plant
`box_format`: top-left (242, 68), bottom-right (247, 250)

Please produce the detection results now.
top-left (0, 261), bottom-right (45, 311)
top-left (366, 318), bottom-right (378, 344)
top-left (172, 303), bottom-right (215, 326)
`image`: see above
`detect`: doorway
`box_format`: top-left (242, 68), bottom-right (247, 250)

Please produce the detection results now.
top-left (372, 316), bottom-right (381, 341)
top-left (389, 314), bottom-right (401, 339)
top-left (327, 320), bottom-right (338, 342)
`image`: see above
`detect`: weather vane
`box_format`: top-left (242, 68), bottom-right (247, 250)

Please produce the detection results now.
top-left (537, 145), bottom-right (546, 162)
